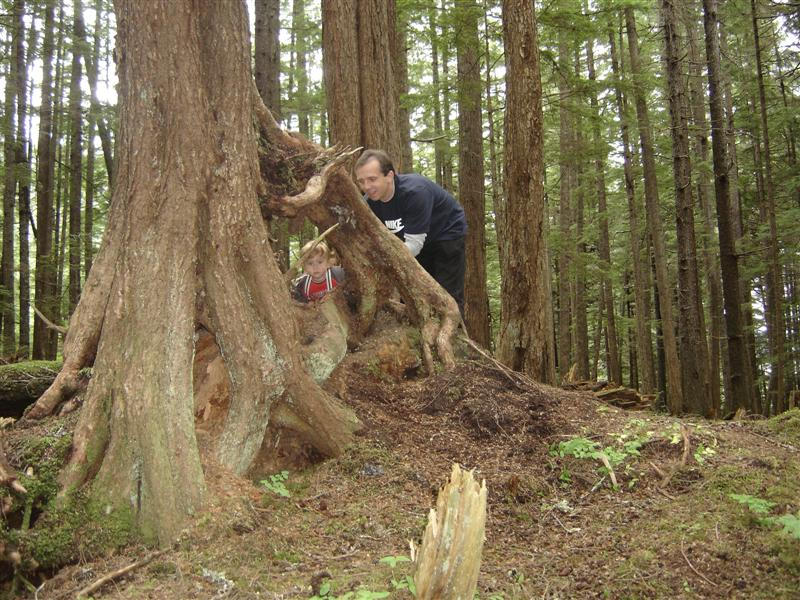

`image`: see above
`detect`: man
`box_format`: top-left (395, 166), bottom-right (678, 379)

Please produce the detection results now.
top-left (354, 149), bottom-right (467, 313)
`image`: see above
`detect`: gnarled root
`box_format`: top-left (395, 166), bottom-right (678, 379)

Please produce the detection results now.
top-left (271, 146), bottom-right (362, 218)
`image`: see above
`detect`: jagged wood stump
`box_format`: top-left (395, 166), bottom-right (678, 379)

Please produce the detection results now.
top-left (414, 463), bottom-right (487, 599)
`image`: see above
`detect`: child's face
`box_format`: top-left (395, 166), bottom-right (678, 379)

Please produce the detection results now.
top-left (304, 253), bottom-right (331, 282)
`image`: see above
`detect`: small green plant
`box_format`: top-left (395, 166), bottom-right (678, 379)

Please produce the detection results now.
top-left (260, 470), bottom-right (291, 497)
top-left (729, 493), bottom-right (776, 515)
top-left (730, 493), bottom-right (800, 540)
top-left (380, 555), bottom-right (415, 595)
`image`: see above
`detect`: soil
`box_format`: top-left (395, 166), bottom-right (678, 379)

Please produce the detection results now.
top-left (3, 336), bottom-right (799, 599)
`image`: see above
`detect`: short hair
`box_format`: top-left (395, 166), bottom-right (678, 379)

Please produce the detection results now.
top-left (354, 149), bottom-right (395, 176)
top-left (300, 240), bottom-right (332, 260)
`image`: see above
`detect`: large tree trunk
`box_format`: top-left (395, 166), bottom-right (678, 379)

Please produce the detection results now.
top-left (497, 0), bottom-right (556, 383)
top-left (455, 0), bottom-right (490, 346)
top-left (28, 0), bottom-right (460, 545)
top-left (322, 0), bottom-right (404, 169)
top-left (27, 0), bottom-right (357, 544)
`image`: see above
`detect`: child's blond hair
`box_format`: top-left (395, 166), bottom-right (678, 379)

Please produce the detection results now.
top-left (300, 240), bottom-right (332, 261)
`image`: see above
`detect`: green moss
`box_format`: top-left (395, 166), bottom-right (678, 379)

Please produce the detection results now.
top-left (16, 492), bottom-right (136, 571)
top-left (0, 360), bottom-right (62, 375)
top-left (762, 408), bottom-right (800, 443)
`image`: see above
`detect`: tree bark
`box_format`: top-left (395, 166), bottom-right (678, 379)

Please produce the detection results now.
top-left (625, 7), bottom-right (683, 413)
top-left (497, 0), bottom-right (556, 383)
top-left (455, 0), bottom-right (490, 346)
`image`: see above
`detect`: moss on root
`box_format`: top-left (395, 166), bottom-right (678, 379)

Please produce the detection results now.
top-left (1, 424), bottom-right (136, 575)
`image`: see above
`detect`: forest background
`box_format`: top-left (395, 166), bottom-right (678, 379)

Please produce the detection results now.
top-left (0, 0), bottom-right (799, 421)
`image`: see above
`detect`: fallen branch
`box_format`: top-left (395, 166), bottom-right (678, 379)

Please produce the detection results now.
top-left (597, 453), bottom-right (618, 488)
top-left (33, 306), bottom-right (67, 335)
top-left (76, 549), bottom-right (167, 599)
top-left (680, 538), bottom-right (717, 587)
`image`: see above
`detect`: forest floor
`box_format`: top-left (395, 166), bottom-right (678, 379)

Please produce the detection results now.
top-left (3, 328), bottom-right (800, 599)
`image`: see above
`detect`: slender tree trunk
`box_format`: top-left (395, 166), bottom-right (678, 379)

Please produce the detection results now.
top-left (751, 0), bottom-right (786, 414)
top-left (483, 6), bottom-right (502, 264)
top-left (33, 0), bottom-right (58, 360)
top-left (440, 0), bottom-right (454, 192)
top-left (685, 5), bottom-right (724, 413)
top-left (556, 29), bottom-right (573, 379)
top-left (83, 0), bottom-right (102, 279)
top-left (254, 0), bottom-right (281, 120)
top-left (2, 0), bottom-right (23, 354)
top-left (703, 0), bottom-right (754, 412)
top-left (720, 20), bottom-right (761, 414)
top-left (428, 6), bottom-right (445, 184)
top-left (586, 35), bottom-right (621, 385)
top-left (395, 5), bottom-right (413, 171)
top-left (68, 0), bottom-right (85, 313)
top-left (16, 0), bottom-right (33, 356)
top-left (662, 0), bottom-right (711, 416)
top-left (455, 0), bottom-right (490, 346)
top-left (254, 0), bottom-right (288, 271)
top-left (609, 22), bottom-right (655, 395)
top-left (626, 7), bottom-right (683, 413)
top-left (497, 0), bottom-right (556, 383)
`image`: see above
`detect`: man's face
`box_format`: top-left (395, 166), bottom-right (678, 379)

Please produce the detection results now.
top-left (355, 159), bottom-right (394, 202)
top-left (305, 253), bottom-right (331, 282)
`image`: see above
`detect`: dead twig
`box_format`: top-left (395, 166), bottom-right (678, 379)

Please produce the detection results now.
top-left (659, 424), bottom-right (692, 490)
top-left (680, 538), bottom-right (717, 587)
top-left (597, 453), bottom-right (618, 488)
top-left (33, 305), bottom-right (68, 335)
top-left (460, 336), bottom-right (534, 389)
top-left (75, 549), bottom-right (167, 599)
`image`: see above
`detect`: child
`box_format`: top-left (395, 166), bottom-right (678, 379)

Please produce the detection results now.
top-left (292, 241), bottom-right (345, 303)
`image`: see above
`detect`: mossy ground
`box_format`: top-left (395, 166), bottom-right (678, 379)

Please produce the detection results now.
top-left (2, 363), bottom-right (799, 599)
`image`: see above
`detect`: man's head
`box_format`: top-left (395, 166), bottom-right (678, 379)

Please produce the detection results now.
top-left (300, 241), bottom-right (334, 283)
top-left (354, 149), bottom-right (395, 203)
